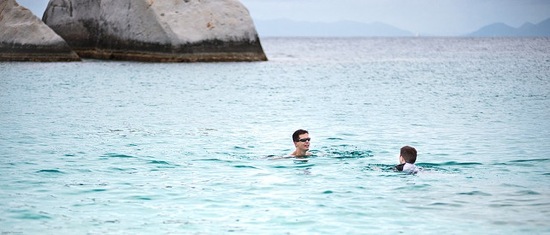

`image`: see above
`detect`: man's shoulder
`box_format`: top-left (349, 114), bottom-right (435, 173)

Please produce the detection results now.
top-left (394, 163), bottom-right (405, 171)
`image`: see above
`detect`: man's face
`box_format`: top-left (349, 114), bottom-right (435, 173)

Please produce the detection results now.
top-left (294, 133), bottom-right (310, 151)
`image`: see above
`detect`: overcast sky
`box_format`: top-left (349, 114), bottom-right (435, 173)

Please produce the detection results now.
top-left (18, 0), bottom-right (550, 36)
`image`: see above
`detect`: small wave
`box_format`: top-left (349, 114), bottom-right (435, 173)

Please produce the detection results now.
top-left (512, 190), bottom-right (541, 196)
top-left (128, 195), bottom-right (152, 201)
top-left (147, 160), bottom-right (178, 169)
top-left (428, 202), bottom-right (463, 208)
top-left (89, 188), bottom-right (107, 192)
top-left (270, 162), bottom-right (315, 169)
top-left (331, 150), bottom-right (373, 159)
top-left (508, 158), bottom-right (550, 163)
top-left (80, 188), bottom-right (108, 193)
top-left (148, 160), bottom-right (171, 165)
top-left (36, 169), bottom-right (64, 174)
top-left (394, 183), bottom-right (432, 190)
top-left (191, 158), bottom-right (235, 163)
top-left (109, 167), bottom-right (137, 172)
top-left (457, 190), bottom-right (492, 196)
top-left (321, 147), bottom-right (373, 159)
top-left (13, 211), bottom-right (52, 220)
top-left (101, 153), bottom-right (135, 158)
top-left (233, 165), bottom-right (258, 169)
top-left (421, 161), bottom-right (483, 166)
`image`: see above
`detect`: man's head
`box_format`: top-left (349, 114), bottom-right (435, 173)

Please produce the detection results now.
top-left (292, 129), bottom-right (310, 151)
top-left (400, 146), bottom-right (417, 164)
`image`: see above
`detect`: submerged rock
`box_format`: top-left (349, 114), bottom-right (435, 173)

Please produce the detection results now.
top-left (43, 0), bottom-right (268, 62)
top-left (0, 0), bottom-right (80, 61)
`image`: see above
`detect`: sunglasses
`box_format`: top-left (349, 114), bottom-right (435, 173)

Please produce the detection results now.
top-left (297, 138), bottom-right (311, 142)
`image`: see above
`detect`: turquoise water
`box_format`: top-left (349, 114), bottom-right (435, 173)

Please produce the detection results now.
top-left (1, 37), bottom-right (549, 234)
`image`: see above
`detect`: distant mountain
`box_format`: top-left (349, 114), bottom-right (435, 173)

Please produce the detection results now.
top-left (467, 18), bottom-right (550, 37)
top-left (254, 19), bottom-right (414, 37)
top-left (252, 17), bottom-right (550, 37)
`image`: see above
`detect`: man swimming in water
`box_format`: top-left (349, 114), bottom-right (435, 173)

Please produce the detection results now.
top-left (290, 129), bottom-right (312, 157)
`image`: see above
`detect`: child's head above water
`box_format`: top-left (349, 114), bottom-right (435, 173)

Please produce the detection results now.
top-left (399, 145), bottom-right (417, 164)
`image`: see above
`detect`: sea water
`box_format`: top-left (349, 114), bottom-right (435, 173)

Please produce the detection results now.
top-left (0, 37), bottom-right (549, 234)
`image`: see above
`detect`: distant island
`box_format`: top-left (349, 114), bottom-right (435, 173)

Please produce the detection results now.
top-left (466, 18), bottom-right (550, 37)
top-left (254, 19), bottom-right (414, 37)
top-left (254, 18), bottom-right (550, 37)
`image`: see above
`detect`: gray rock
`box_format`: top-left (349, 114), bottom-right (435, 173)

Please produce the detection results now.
top-left (0, 0), bottom-right (80, 62)
top-left (43, 0), bottom-right (267, 62)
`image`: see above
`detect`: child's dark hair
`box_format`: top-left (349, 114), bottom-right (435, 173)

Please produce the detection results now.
top-left (400, 146), bottom-right (417, 163)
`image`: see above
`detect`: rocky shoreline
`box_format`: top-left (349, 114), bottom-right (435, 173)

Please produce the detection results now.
top-left (0, 0), bottom-right (80, 62)
top-left (1, 0), bottom-right (267, 62)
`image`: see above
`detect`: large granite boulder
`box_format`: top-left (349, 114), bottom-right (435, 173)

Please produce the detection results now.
top-left (43, 0), bottom-right (268, 62)
top-left (0, 0), bottom-right (80, 61)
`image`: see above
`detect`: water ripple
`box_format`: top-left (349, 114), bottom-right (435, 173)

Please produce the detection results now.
top-left (512, 190), bottom-right (541, 196)
top-left (149, 159), bottom-right (169, 164)
top-left (425, 161), bottom-right (483, 166)
top-left (233, 165), bottom-right (259, 169)
top-left (320, 147), bottom-right (373, 159)
top-left (508, 158), bottom-right (549, 163)
top-left (36, 169), bottom-right (64, 174)
top-left (457, 191), bottom-right (492, 196)
top-left (191, 158), bottom-right (234, 163)
top-left (428, 202), bottom-right (463, 208)
top-left (101, 153), bottom-right (135, 158)
top-left (11, 210), bottom-right (52, 220)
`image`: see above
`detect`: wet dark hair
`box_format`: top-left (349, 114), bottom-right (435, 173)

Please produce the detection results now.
top-left (400, 146), bottom-right (417, 163)
top-left (292, 129), bottom-right (309, 142)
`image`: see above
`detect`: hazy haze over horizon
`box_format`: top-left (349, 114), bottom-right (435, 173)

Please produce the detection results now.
top-left (16, 0), bottom-right (550, 36)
